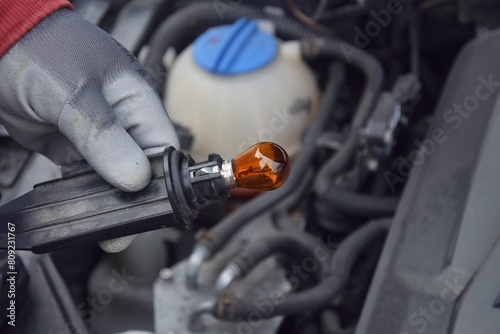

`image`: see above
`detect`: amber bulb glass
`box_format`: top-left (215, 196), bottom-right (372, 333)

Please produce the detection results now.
top-left (231, 142), bottom-right (291, 191)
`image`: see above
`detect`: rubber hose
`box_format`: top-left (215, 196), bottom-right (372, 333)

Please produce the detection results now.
top-left (301, 38), bottom-right (384, 197)
top-left (230, 230), bottom-right (324, 277)
top-left (143, 2), bottom-right (322, 94)
top-left (319, 186), bottom-right (399, 218)
top-left (214, 218), bottom-right (391, 320)
top-left (321, 309), bottom-right (355, 334)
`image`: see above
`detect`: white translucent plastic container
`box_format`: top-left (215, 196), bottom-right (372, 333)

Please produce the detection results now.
top-left (165, 22), bottom-right (320, 161)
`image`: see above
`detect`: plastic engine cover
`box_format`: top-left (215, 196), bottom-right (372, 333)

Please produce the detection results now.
top-left (355, 30), bottom-right (500, 334)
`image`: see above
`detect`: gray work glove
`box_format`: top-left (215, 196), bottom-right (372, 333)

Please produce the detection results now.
top-left (0, 9), bottom-right (179, 252)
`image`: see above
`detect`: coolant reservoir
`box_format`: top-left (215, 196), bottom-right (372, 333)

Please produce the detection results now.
top-left (165, 18), bottom-right (320, 161)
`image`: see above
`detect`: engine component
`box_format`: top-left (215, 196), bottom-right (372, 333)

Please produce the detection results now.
top-left (5, 1), bottom-right (500, 333)
top-left (212, 219), bottom-right (390, 321)
top-left (72, 0), bottom-right (112, 25)
top-left (356, 29), bottom-right (500, 334)
top-left (0, 142), bottom-right (290, 253)
top-left (361, 73), bottom-right (420, 159)
top-left (0, 137), bottom-right (31, 188)
top-left (154, 213), bottom-right (288, 334)
top-left (143, 2), bottom-right (322, 96)
top-left (108, 0), bottom-right (170, 55)
top-left (0, 252), bottom-right (89, 334)
top-left (215, 230), bottom-right (323, 292)
top-left (165, 18), bottom-right (320, 161)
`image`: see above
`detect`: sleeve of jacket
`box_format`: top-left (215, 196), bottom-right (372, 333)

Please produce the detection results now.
top-left (0, 0), bottom-right (73, 57)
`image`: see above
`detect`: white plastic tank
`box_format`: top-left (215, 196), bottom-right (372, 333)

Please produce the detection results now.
top-left (165, 18), bottom-right (320, 161)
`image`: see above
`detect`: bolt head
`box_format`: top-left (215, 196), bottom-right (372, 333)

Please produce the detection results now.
top-left (159, 268), bottom-right (173, 281)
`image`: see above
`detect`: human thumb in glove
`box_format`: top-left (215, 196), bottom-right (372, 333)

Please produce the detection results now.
top-left (0, 9), bottom-right (179, 251)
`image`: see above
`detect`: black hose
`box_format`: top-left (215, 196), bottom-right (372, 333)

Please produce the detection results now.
top-left (409, 3), bottom-right (420, 77)
top-left (229, 230), bottom-right (324, 278)
top-left (321, 309), bottom-right (355, 334)
top-left (197, 63), bottom-right (346, 254)
top-left (320, 186), bottom-right (399, 218)
top-left (214, 218), bottom-right (391, 320)
top-left (326, 218), bottom-right (390, 276)
top-left (313, 202), bottom-right (364, 234)
top-left (143, 2), bottom-right (321, 94)
top-left (301, 38), bottom-right (384, 197)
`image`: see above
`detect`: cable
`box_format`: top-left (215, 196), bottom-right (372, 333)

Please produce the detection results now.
top-left (320, 186), bottom-right (399, 218)
top-left (215, 230), bottom-right (323, 291)
top-left (418, 0), bottom-right (453, 12)
top-left (213, 218), bottom-right (391, 320)
top-left (302, 38), bottom-right (384, 197)
top-left (409, 3), bottom-right (420, 77)
top-left (286, 0), bottom-right (333, 32)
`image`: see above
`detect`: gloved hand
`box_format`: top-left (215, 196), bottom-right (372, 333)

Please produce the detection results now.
top-left (0, 8), bottom-right (179, 191)
top-left (0, 9), bottom-right (179, 252)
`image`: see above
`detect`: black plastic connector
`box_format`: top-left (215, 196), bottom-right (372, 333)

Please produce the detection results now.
top-left (163, 148), bottom-right (230, 228)
top-left (0, 147), bottom-right (231, 253)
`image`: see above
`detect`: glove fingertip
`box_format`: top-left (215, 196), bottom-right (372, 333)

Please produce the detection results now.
top-left (107, 154), bottom-right (152, 192)
top-left (99, 235), bottom-right (137, 253)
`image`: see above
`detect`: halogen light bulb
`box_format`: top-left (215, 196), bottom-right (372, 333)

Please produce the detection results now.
top-left (223, 142), bottom-right (291, 191)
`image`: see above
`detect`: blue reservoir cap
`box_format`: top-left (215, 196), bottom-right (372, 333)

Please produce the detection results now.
top-left (193, 18), bottom-right (278, 75)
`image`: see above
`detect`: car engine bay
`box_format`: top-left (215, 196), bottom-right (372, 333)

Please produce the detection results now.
top-left (1, 0), bottom-right (500, 333)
